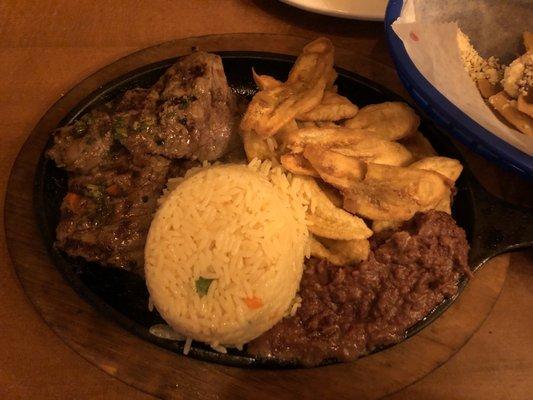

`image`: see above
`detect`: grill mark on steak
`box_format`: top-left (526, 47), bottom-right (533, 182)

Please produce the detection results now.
top-left (247, 211), bottom-right (470, 367)
top-left (47, 51), bottom-right (241, 273)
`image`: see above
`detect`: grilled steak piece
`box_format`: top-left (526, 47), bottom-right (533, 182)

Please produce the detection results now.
top-left (248, 211), bottom-right (470, 366)
top-left (117, 51), bottom-right (240, 161)
top-left (47, 109), bottom-right (114, 173)
top-left (55, 149), bottom-right (171, 273)
top-left (49, 51), bottom-right (243, 271)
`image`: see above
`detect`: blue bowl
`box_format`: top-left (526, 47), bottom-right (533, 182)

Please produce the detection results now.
top-left (385, 0), bottom-right (532, 178)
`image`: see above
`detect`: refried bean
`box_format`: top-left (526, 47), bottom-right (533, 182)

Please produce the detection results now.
top-left (248, 211), bottom-right (470, 366)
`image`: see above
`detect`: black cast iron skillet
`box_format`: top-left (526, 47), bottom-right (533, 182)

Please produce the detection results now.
top-left (34, 52), bottom-right (533, 368)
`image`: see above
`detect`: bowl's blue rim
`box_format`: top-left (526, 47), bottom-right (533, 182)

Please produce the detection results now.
top-left (384, 0), bottom-right (532, 178)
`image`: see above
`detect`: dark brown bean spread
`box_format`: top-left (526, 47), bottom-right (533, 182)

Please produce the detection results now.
top-left (248, 211), bottom-right (470, 366)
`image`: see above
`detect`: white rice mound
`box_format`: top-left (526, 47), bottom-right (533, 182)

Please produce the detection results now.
top-left (145, 160), bottom-right (309, 350)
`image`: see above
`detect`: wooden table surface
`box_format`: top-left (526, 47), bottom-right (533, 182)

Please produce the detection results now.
top-left (0, 1), bottom-right (531, 399)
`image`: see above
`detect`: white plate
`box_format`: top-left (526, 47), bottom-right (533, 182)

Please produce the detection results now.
top-left (280, 0), bottom-right (387, 21)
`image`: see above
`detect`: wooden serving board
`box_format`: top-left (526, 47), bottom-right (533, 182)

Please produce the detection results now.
top-left (4, 34), bottom-right (509, 400)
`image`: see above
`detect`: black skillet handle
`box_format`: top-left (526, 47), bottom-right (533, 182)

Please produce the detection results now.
top-left (468, 176), bottom-right (533, 271)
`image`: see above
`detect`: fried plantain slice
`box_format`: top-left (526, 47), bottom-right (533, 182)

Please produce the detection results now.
top-left (371, 220), bottom-right (403, 233)
top-left (281, 153), bottom-right (319, 177)
top-left (241, 38), bottom-right (334, 137)
top-left (316, 180), bottom-right (343, 207)
top-left (310, 236), bottom-right (370, 265)
top-left (242, 131), bottom-right (273, 162)
top-left (287, 37), bottom-right (334, 83)
top-left (284, 126), bottom-right (368, 153)
top-left (329, 138), bottom-right (413, 167)
top-left (297, 91), bottom-right (359, 121)
top-left (410, 156), bottom-right (463, 182)
top-left (343, 163), bottom-right (449, 221)
top-left (409, 156), bottom-right (462, 215)
top-left (344, 102), bottom-right (420, 140)
top-left (252, 69), bottom-right (282, 91)
top-left (303, 145), bottom-right (365, 190)
top-left (399, 131), bottom-right (437, 161)
top-left (295, 175), bottom-right (372, 240)
top-left (433, 190), bottom-right (453, 214)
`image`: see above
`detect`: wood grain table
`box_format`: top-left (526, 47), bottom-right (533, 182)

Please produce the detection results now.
top-left (0, 1), bottom-right (531, 399)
